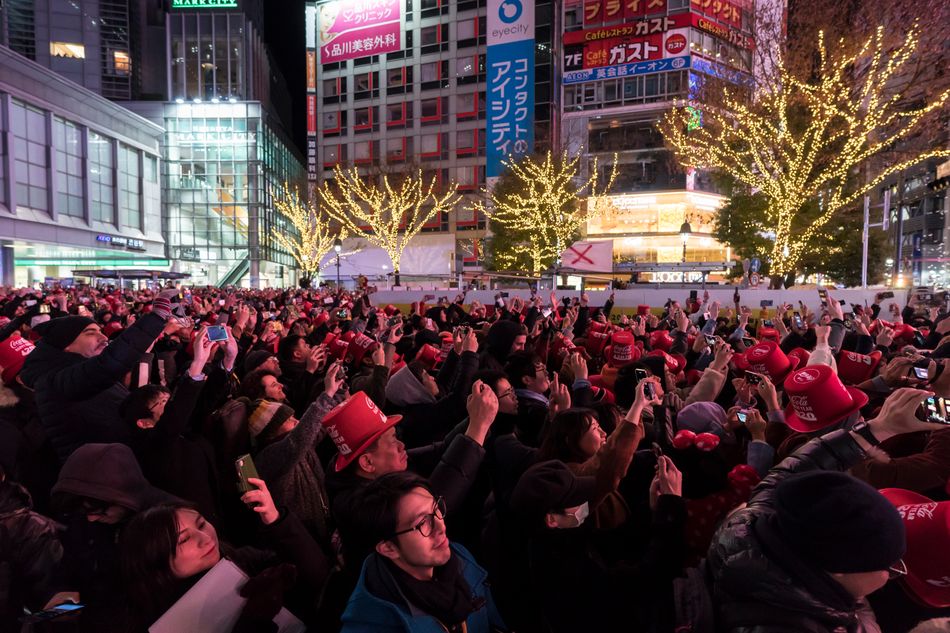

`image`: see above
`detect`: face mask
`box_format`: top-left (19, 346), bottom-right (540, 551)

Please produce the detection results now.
top-left (564, 502), bottom-right (590, 528)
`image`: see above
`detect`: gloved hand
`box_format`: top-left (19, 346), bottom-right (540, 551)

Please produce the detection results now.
top-left (238, 563), bottom-right (297, 623)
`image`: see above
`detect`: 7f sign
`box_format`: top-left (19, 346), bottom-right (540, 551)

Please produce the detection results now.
top-left (486, 0), bottom-right (535, 181)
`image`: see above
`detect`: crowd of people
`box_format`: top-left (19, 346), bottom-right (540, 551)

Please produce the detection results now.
top-left (2, 283), bottom-right (950, 632)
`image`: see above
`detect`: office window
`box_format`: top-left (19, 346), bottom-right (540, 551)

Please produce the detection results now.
top-left (144, 155), bottom-right (158, 183)
top-left (421, 25), bottom-right (441, 46)
top-left (53, 116), bottom-right (84, 218)
top-left (456, 129), bottom-right (477, 153)
top-left (420, 134), bottom-right (440, 155)
top-left (110, 50), bottom-right (131, 76)
top-left (354, 141), bottom-right (372, 163)
top-left (118, 143), bottom-right (141, 230)
top-left (50, 42), bottom-right (85, 58)
top-left (89, 131), bottom-right (115, 223)
top-left (456, 57), bottom-right (476, 78)
top-left (11, 100), bottom-right (48, 212)
top-left (458, 18), bottom-right (476, 40)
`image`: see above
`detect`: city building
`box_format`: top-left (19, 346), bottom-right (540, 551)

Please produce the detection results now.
top-left (305, 0), bottom-right (557, 281)
top-left (0, 45), bottom-right (164, 286)
top-left (561, 0), bottom-right (756, 283)
top-left (3, 0), bottom-right (305, 287)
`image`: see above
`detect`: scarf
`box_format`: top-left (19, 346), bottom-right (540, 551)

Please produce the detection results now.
top-left (365, 552), bottom-right (482, 629)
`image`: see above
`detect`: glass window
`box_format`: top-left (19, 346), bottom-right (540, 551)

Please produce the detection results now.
top-left (354, 141), bottom-right (371, 161)
top-left (456, 92), bottom-right (476, 114)
top-left (386, 137), bottom-right (405, 158)
top-left (54, 117), bottom-right (84, 218)
top-left (421, 134), bottom-right (439, 154)
top-left (387, 103), bottom-right (405, 123)
top-left (144, 155), bottom-right (158, 183)
top-left (50, 42), bottom-right (85, 58)
top-left (89, 131), bottom-right (115, 224)
top-left (421, 61), bottom-right (441, 82)
top-left (458, 19), bottom-right (476, 40)
top-left (456, 129), bottom-right (476, 151)
top-left (421, 25), bottom-right (440, 46)
top-left (456, 57), bottom-right (475, 78)
top-left (118, 143), bottom-right (141, 230)
top-left (354, 107), bottom-right (372, 127)
top-left (11, 100), bottom-right (49, 213)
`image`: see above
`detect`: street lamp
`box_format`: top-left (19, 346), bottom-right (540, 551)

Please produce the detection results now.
top-left (333, 238), bottom-right (342, 287)
top-left (679, 221), bottom-right (692, 263)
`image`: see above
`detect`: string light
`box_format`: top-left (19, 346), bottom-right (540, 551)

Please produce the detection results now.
top-left (476, 151), bottom-right (619, 274)
top-left (318, 165), bottom-right (461, 282)
top-left (271, 182), bottom-right (344, 283)
top-left (659, 23), bottom-right (950, 277)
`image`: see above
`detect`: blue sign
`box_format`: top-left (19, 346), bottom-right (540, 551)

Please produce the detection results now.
top-left (750, 257), bottom-right (761, 273)
top-left (486, 0), bottom-right (535, 180)
top-left (563, 56), bottom-right (691, 85)
top-left (690, 57), bottom-right (754, 87)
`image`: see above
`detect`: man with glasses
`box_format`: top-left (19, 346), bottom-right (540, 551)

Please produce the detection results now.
top-left (341, 471), bottom-right (506, 632)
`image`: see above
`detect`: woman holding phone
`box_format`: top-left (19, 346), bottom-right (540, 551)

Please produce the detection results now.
top-left (119, 476), bottom-right (330, 632)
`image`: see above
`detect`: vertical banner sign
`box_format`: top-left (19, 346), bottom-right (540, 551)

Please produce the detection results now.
top-left (317, 0), bottom-right (403, 64)
top-left (306, 51), bottom-right (317, 91)
top-left (486, 0), bottom-right (535, 182)
top-left (306, 3), bottom-right (317, 182)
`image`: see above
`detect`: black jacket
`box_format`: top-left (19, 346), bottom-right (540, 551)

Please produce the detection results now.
top-left (0, 481), bottom-right (64, 633)
top-left (132, 375), bottom-right (222, 525)
top-left (20, 312), bottom-right (167, 462)
top-left (708, 429), bottom-right (881, 633)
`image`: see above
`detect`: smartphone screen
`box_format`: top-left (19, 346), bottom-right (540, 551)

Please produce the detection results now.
top-left (634, 368), bottom-right (648, 384)
top-left (742, 337), bottom-right (756, 348)
top-left (643, 381), bottom-right (655, 399)
top-left (704, 335), bottom-right (717, 346)
top-left (206, 325), bottom-right (228, 342)
top-left (745, 371), bottom-right (763, 386)
top-left (922, 396), bottom-right (949, 424)
top-left (914, 366), bottom-right (930, 380)
top-left (793, 313), bottom-right (804, 328)
top-left (542, 308), bottom-right (553, 318)
top-left (763, 319), bottom-right (773, 327)
top-left (737, 411), bottom-right (748, 424)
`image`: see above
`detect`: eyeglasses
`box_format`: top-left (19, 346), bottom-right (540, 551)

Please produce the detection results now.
top-left (391, 496), bottom-right (446, 539)
top-left (888, 559), bottom-right (908, 580)
top-left (497, 388), bottom-right (516, 399)
top-left (148, 396), bottom-right (170, 411)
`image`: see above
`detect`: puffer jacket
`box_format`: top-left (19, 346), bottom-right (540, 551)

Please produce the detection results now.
top-left (19, 312), bottom-right (167, 462)
top-left (0, 481), bottom-right (63, 633)
top-left (707, 429), bottom-right (881, 633)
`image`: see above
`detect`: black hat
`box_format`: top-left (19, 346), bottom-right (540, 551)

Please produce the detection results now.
top-left (244, 349), bottom-right (273, 374)
top-left (33, 316), bottom-right (96, 351)
top-left (772, 471), bottom-right (905, 574)
top-left (511, 460), bottom-right (597, 519)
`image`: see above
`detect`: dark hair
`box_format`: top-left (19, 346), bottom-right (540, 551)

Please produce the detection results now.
top-left (472, 369), bottom-right (508, 394)
top-left (238, 368), bottom-right (279, 401)
top-left (120, 384), bottom-right (170, 426)
top-left (613, 362), bottom-right (647, 410)
top-left (120, 502), bottom-right (211, 628)
top-left (277, 334), bottom-right (306, 363)
top-left (537, 408), bottom-right (599, 464)
top-left (589, 401), bottom-right (623, 436)
top-left (406, 360), bottom-right (430, 386)
top-left (344, 472), bottom-right (433, 564)
top-left (505, 351), bottom-right (542, 388)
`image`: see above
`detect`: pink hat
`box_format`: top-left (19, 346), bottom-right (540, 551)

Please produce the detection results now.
top-left (605, 330), bottom-right (638, 368)
top-left (647, 349), bottom-right (679, 373)
top-left (745, 341), bottom-right (801, 382)
top-left (0, 336), bottom-right (35, 385)
top-left (415, 344), bottom-right (441, 370)
top-left (881, 488), bottom-right (950, 608)
top-left (836, 350), bottom-right (883, 385)
top-left (439, 331), bottom-right (455, 362)
top-left (636, 305), bottom-right (651, 316)
top-left (782, 365), bottom-right (869, 433)
top-left (323, 392), bottom-right (403, 472)
top-left (649, 330), bottom-right (674, 352)
top-left (758, 327), bottom-right (781, 343)
top-left (348, 332), bottom-right (379, 366)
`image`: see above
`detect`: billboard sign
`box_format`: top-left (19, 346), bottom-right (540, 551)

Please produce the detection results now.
top-left (563, 15), bottom-right (690, 72)
top-left (583, 0), bottom-right (668, 26)
top-left (563, 55), bottom-right (689, 84)
top-left (306, 51), bottom-right (317, 91)
top-left (486, 0), bottom-right (535, 180)
top-left (691, 12), bottom-right (754, 49)
top-left (691, 0), bottom-right (742, 28)
top-left (317, 0), bottom-right (403, 64)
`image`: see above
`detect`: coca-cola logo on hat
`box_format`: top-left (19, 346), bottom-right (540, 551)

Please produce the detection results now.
top-left (750, 345), bottom-right (769, 358)
top-left (793, 368), bottom-right (821, 385)
top-left (896, 502), bottom-right (938, 521)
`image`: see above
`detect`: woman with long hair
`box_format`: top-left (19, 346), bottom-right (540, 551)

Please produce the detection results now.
top-left (119, 477), bottom-right (331, 632)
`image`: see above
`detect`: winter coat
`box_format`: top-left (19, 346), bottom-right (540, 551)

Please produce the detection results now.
top-left (254, 391), bottom-right (343, 550)
top-left (132, 375), bottom-right (222, 525)
top-left (708, 429), bottom-right (882, 633)
top-left (850, 428), bottom-right (950, 495)
top-left (384, 351), bottom-right (479, 448)
top-left (340, 544), bottom-right (505, 633)
top-left (0, 481), bottom-right (63, 633)
top-left (19, 312), bottom-right (167, 462)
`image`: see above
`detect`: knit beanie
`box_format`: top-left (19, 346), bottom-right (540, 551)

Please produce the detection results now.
top-left (33, 316), bottom-right (95, 350)
top-left (247, 399), bottom-right (295, 443)
top-left (244, 349), bottom-right (272, 374)
top-left (676, 402), bottom-right (727, 434)
top-left (772, 471), bottom-right (905, 573)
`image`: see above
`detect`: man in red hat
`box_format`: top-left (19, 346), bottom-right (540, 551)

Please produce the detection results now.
top-left (321, 383), bottom-right (499, 626)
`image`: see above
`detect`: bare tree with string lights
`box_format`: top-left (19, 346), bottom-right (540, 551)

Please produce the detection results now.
top-left (271, 182), bottom-right (343, 288)
top-left (318, 165), bottom-right (461, 286)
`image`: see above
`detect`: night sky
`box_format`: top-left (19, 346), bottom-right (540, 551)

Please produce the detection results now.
top-left (263, 0), bottom-right (308, 155)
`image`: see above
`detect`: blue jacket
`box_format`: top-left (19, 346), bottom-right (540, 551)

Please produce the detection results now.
top-left (341, 543), bottom-right (506, 633)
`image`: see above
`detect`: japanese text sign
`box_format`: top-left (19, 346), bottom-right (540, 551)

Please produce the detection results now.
top-left (317, 0), bottom-right (403, 64)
